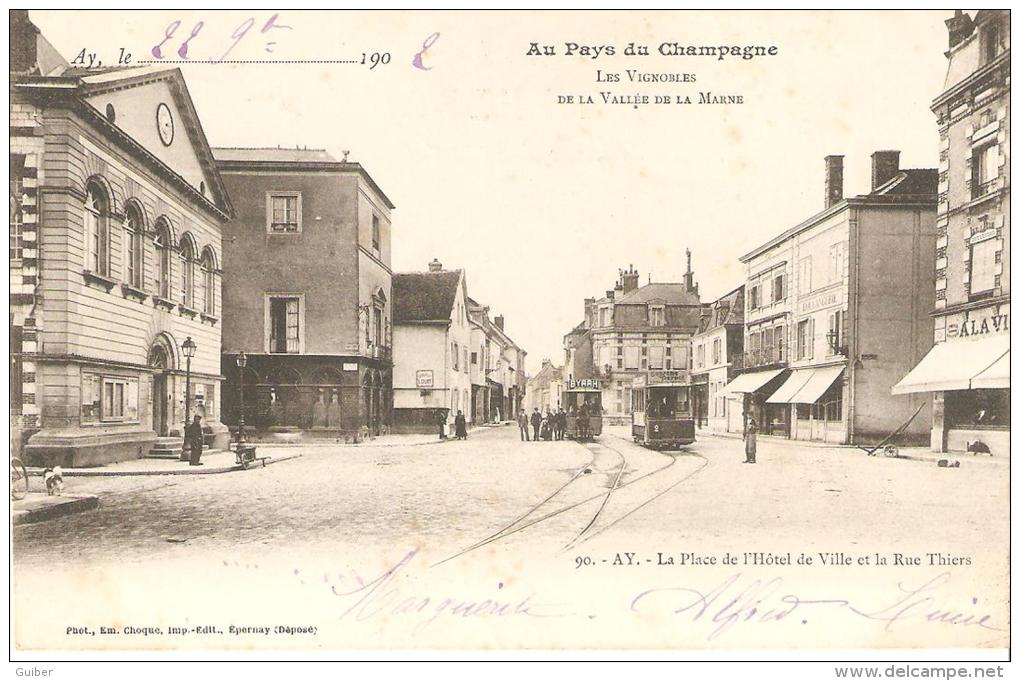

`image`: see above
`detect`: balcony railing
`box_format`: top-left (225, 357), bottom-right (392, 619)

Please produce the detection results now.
top-left (732, 347), bottom-right (786, 371)
top-left (972, 178), bottom-right (997, 200)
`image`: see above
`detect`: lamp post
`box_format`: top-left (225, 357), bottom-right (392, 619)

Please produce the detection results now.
top-left (236, 352), bottom-right (247, 448)
top-left (180, 336), bottom-right (197, 461)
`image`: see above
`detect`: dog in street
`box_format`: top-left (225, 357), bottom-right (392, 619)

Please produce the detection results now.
top-left (43, 466), bottom-right (65, 496)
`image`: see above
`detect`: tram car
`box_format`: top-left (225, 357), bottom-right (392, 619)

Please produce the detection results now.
top-left (562, 379), bottom-right (604, 440)
top-left (631, 373), bottom-right (696, 449)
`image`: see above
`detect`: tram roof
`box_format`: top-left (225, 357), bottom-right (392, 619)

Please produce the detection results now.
top-left (564, 387), bottom-right (602, 393)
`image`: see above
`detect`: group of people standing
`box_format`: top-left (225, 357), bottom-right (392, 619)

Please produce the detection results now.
top-left (518, 407), bottom-right (567, 442)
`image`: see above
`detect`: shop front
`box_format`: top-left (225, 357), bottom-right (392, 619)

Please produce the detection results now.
top-left (893, 331), bottom-right (1009, 454)
top-left (766, 364), bottom-right (846, 443)
top-left (721, 368), bottom-right (788, 436)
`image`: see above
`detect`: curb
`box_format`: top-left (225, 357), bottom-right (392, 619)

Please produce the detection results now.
top-left (13, 495), bottom-right (99, 526)
top-left (251, 438), bottom-right (453, 449)
top-left (26, 454), bottom-right (303, 478)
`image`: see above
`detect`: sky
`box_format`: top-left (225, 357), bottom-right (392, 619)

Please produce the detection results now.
top-left (33, 10), bottom-right (954, 375)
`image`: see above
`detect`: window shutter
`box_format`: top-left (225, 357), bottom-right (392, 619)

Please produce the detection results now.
top-left (808, 318), bottom-right (815, 359)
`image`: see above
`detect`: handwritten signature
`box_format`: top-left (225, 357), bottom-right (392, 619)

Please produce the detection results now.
top-left (630, 571), bottom-right (1004, 641)
top-left (327, 549), bottom-right (569, 635)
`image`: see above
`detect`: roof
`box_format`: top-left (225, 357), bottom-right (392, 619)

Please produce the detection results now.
top-left (740, 168), bottom-right (936, 263)
top-left (614, 282), bottom-right (702, 306)
top-left (212, 147), bottom-right (339, 164)
top-left (697, 286), bottom-right (745, 333)
top-left (527, 362), bottom-right (563, 389)
top-left (392, 270), bottom-right (462, 323)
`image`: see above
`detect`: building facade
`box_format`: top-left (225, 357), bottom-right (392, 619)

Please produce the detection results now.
top-left (392, 261), bottom-right (472, 433)
top-left (524, 359), bottom-right (564, 414)
top-left (468, 299), bottom-right (527, 423)
top-left (11, 14), bottom-right (232, 466)
top-left (893, 10), bottom-right (1010, 454)
top-left (690, 286), bottom-right (744, 434)
top-left (572, 261), bottom-right (704, 424)
top-left (726, 152), bottom-right (936, 445)
top-left (214, 147), bottom-right (394, 440)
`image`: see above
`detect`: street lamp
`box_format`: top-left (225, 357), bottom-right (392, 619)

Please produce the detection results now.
top-left (181, 336), bottom-right (197, 461)
top-left (236, 352), bottom-right (247, 448)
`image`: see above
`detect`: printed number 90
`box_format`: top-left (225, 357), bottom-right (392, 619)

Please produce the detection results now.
top-left (362, 52), bottom-right (391, 69)
top-left (575, 556), bottom-right (594, 569)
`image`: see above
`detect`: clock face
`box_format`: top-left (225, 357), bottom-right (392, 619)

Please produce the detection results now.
top-left (156, 103), bottom-right (174, 146)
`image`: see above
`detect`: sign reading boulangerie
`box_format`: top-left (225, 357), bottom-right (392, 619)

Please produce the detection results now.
top-left (9, 9), bottom-right (1010, 664)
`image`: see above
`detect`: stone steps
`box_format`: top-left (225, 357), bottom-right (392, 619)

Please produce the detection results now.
top-left (145, 436), bottom-right (184, 459)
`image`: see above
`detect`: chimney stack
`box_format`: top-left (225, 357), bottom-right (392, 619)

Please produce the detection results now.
top-left (684, 249), bottom-right (698, 294)
top-left (428, 258), bottom-right (442, 272)
top-left (824, 155), bottom-right (844, 209)
top-left (494, 315), bottom-right (504, 331)
top-left (871, 150), bottom-right (901, 191)
top-left (584, 297), bottom-right (595, 328)
top-left (620, 264), bottom-right (640, 294)
top-left (541, 358), bottom-right (551, 369)
top-left (10, 11), bottom-right (39, 74)
top-left (945, 10), bottom-right (974, 50)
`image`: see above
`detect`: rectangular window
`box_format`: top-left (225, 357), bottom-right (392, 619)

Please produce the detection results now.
top-left (372, 214), bottom-right (381, 253)
top-left (696, 344), bottom-right (705, 368)
top-left (829, 243), bottom-right (845, 284)
top-left (648, 346), bottom-right (664, 370)
top-left (799, 257), bottom-right (813, 294)
top-left (649, 306), bottom-right (664, 326)
top-left (749, 285), bottom-right (760, 310)
top-left (772, 274), bottom-right (784, 302)
top-left (775, 325), bottom-right (785, 362)
top-left (82, 374), bottom-right (138, 424)
top-left (981, 22), bottom-right (1001, 64)
top-left (452, 342), bottom-right (459, 371)
top-left (269, 296), bottom-right (301, 353)
top-left (970, 239), bottom-right (997, 295)
top-left (267, 193), bottom-right (301, 232)
top-left (796, 319), bottom-right (810, 360)
top-left (471, 352), bottom-right (478, 365)
top-left (972, 145), bottom-right (998, 199)
top-left (827, 310), bottom-right (843, 354)
top-left (624, 346), bottom-right (640, 370)
top-left (712, 338), bottom-right (722, 365)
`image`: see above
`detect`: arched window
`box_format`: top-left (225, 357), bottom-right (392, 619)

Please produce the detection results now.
top-left (85, 181), bottom-right (110, 276)
top-left (153, 219), bottom-right (172, 299)
top-left (123, 202), bottom-right (145, 288)
top-left (178, 235), bottom-right (196, 308)
top-left (200, 247), bottom-right (216, 314)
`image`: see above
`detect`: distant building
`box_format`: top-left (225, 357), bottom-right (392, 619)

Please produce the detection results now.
top-left (727, 152), bottom-right (936, 444)
top-left (11, 12), bottom-right (232, 466)
top-left (524, 359), bottom-right (564, 414)
top-left (392, 260), bottom-right (472, 433)
top-left (468, 299), bottom-right (527, 423)
top-left (893, 11), bottom-right (1010, 454)
top-left (690, 286), bottom-right (744, 434)
top-left (569, 260), bottom-right (704, 424)
top-left (213, 147), bottom-right (394, 439)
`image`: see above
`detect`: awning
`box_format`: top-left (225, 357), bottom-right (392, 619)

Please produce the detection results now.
top-left (892, 336), bottom-right (1009, 394)
top-left (972, 350), bottom-right (1010, 389)
top-left (766, 369), bottom-right (815, 404)
top-left (767, 365), bottom-right (844, 404)
top-left (721, 368), bottom-right (785, 395)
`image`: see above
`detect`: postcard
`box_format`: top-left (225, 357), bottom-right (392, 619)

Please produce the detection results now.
top-left (9, 9), bottom-right (1011, 659)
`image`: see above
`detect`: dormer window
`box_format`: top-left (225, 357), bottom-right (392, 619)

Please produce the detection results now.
top-left (649, 305), bottom-right (665, 326)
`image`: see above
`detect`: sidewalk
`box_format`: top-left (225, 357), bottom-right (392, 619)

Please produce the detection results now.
top-left (12, 493), bottom-right (99, 525)
top-left (253, 425), bottom-right (496, 447)
top-left (25, 449), bottom-right (302, 477)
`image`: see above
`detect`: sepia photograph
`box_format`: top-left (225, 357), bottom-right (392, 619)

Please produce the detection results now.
top-left (7, 7), bottom-right (1012, 670)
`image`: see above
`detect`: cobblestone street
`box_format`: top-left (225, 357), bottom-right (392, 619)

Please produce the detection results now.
top-left (12, 424), bottom-right (1009, 650)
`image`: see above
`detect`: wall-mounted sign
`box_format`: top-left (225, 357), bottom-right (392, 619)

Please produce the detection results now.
top-left (799, 291), bottom-right (841, 314)
top-left (416, 370), bottom-right (435, 388)
top-left (568, 378), bottom-right (600, 390)
top-left (343, 363), bottom-right (359, 371)
top-left (947, 310), bottom-right (1009, 339)
top-left (651, 369), bottom-right (687, 384)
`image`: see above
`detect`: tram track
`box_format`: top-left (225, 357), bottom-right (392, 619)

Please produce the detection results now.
top-left (434, 433), bottom-right (705, 566)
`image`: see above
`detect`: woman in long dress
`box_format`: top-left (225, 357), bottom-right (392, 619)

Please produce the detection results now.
top-left (744, 416), bottom-right (758, 464)
top-left (454, 410), bottom-right (468, 440)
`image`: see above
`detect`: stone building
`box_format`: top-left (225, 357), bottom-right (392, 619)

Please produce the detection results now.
top-left (726, 152), bottom-right (936, 444)
top-left (893, 10), bottom-right (1010, 454)
top-left (214, 147), bottom-right (394, 440)
top-left (524, 359), bottom-right (564, 415)
top-left (11, 13), bottom-right (232, 466)
top-left (571, 260), bottom-right (704, 424)
top-left (468, 302), bottom-right (527, 423)
top-left (690, 286), bottom-right (744, 434)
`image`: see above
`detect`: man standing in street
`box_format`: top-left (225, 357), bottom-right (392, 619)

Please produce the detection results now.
top-left (518, 409), bottom-right (530, 441)
top-left (530, 408), bottom-right (542, 442)
top-left (744, 415), bottom-right (758, 464)
top-left (186, 414), bottom-right (204, 466)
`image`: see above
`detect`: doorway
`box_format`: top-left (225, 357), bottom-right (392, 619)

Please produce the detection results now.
top-left (148, 337), bottom-right (174, 437)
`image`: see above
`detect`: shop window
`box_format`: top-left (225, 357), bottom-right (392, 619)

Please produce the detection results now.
top-left (813, 383), bottom-right (843, 422)
top-left (796, 404), bottom-right (812, 420)
top-left (945, 389), bottom-right (1009, 429)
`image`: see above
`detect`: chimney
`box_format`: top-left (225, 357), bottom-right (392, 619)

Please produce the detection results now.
top-left (620, 264), bottom-right (640, 294)
top-left (494, 315), bottom-right (504, 331)
top-left (824, 155), bottom-right (844, 209)
top-left (541, 358), bottom-right (551, 369)
top-left (945, 10), bottom-right (974, 50)
top-left (606, 290), bottom-right (615, 300)
top-left (871, 150), bottom-right (901, 191)
top-left (10, 11), bottom-right (39, 74)
top-left (684, 249), bottom-right (698, 294)
top-left (428, 258), bottom-right (442, 272)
